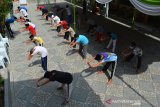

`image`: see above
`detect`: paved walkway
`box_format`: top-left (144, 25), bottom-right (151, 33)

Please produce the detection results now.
top-left (7, 1), bottom-right (160, 107)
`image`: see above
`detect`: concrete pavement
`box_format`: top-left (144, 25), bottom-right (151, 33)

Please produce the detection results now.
top-left (7, 0), bottom-right (160, 107)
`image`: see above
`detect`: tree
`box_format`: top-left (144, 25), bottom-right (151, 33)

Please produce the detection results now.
top-left (0, 0), bottom-right (12, 37)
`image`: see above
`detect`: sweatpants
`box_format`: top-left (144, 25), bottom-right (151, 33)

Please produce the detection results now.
top-left (79, 44), bottom-right (88, 59)
top-left (102, 61), bottom-right (117, 80)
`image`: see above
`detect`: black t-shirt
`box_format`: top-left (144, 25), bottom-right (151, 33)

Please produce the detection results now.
top-left (42, 8), bottom-right (48, 13)
top-left (44, 70), bottom-right (73, 84)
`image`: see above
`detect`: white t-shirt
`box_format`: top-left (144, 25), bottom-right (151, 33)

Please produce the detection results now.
top-left (53, 16), bottom-right (60, 24)
top-left (20, 9), bottom-right (28, 17)
top-left (32, 46), bottom-right (48, 58)
top-left (28, 22), bottom-right (35, 28)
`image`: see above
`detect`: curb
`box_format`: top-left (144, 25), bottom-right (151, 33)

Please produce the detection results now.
top-left (0, 68), bottom-right (12, 107)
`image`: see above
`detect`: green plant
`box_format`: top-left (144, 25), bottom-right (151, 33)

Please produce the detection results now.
top-left (0, 0), bottom-right (12, 35)
top-left (0, 0), bottom-right (12, 21)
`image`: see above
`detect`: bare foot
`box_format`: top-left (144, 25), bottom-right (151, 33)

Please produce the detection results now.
top-left (97, 71), bottom-right (104, 74)
top-left (83, 58), bottom-right (86, 62)
top-left (107, 79), bottom-right (112, 85)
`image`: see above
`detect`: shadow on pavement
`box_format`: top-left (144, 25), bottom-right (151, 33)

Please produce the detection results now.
top-left (57, 41), bottom-right (69, 46)
top-left (66, 49), bottom-right (78, 56)
top-left (48, 29), bottom-right (57, 32)
top-left (11, 72), bottom-right (106, 107)
top-left (42, 23), bottom-right (51, 25)
top-left (13, 31), bottom-right (21, 35)
top-left (81, 66), bottom-right (102, 77)
top-left (28, 59), bottom-right (41, 67)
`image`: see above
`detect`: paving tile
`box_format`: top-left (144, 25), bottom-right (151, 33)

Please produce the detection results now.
top-left (105, 84), bottom-right (123, 97)
top-left (13, 98), bottom-right (27, 107)
top-left (157, 94), bottom-right (160, 106)
top-left (138, 90), bottom-right (156, 98)
top-left (84, 103), bottom-right (106, 107)
top-left (12, 82), bottom-right (25, 95)
top-left (139, 80), bottom-right (154, 91)
top-left (31, 90), bottom-right (52, 107)
top-left (138, 72), bottom-right (152, 81)
top-left (69, 100), bottom-right (85, 107)
top-left (141, 103), bottom-right (155, 107)
top-left (86, 91), bottom-right (105, 105)
top-left (70, 87), bottom-right (89, 103)
top-left (153, 83), bottom-right (160, 94)
top-left (123, 87), bottom-right (140, 99)
top-left (152, 74), bottom-right (160, 83)
top-left (93, 73), bottom-right (108, 82)
top-left (122, 104), bottom-right (141, 107)
top-left (16, 86), bottom-right (37, 101)
top-left (122, 76), bottom-right (139, 90)
top-left (39, 81), bottom-right (58, 93)
top-left (141, 97), bottom-right (158, 107)
top-left (149, 64), bottom-right (160, 75)
top-left (90, 81), bottom-right (107, 93)
top-left (112, 76), bottom-right (123, 85)
top-left (45, 94), bottom-right (65, 107)
top-left (26, 103), bottom-right (40, 107)
top-left (76, 77), bottom-right (92, 90)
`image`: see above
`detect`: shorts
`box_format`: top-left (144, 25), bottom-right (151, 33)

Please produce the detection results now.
top-left (29, 35), bottom-right (34, 39)
top-left (64, 31), bottom-right (70, 40)
top-left (57, 26), bottom-right (61, 32)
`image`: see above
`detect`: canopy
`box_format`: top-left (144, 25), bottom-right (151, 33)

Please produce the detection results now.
top-left (129, 0), bottom-right (160, 16)
top-left (96, 0), bottom-right (112, 4)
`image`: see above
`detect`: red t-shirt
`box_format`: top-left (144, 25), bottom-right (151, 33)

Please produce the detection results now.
top-left (37, 6), bottom-right (45, 10)
top-left (59, 21), bottom-right (68, 29)
top-left (26, 25), bottom-right (36, 35)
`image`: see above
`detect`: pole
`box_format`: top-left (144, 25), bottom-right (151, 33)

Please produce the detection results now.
top-left (105, 3), bottom-right (109, 18)
top-left (73, 0), bottom-right (76, 32)
top-left (132, 9), bottom-right (136, 27)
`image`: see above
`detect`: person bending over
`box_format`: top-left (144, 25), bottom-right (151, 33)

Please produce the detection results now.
top-left (87, 52), bottom-right (117, 85)
top-left (36, 70), bottom-right (73, 105)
